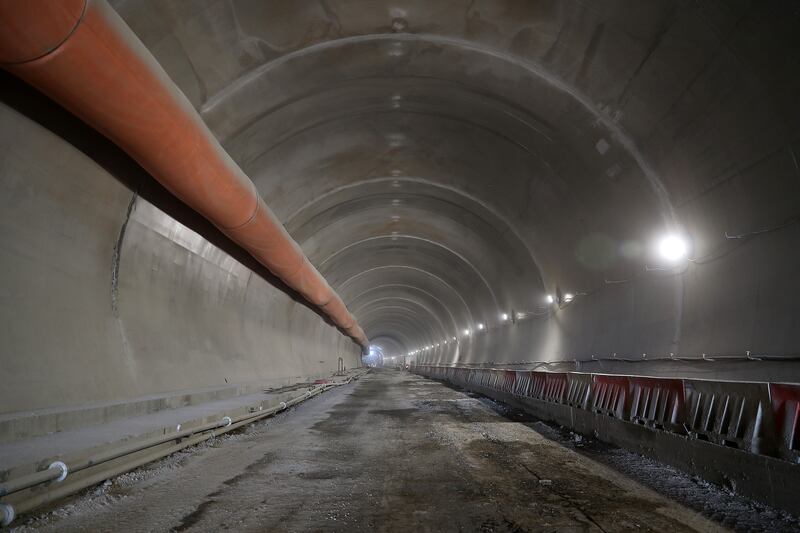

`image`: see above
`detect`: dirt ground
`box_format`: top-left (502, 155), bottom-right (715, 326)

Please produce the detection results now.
top-left (10, 369), bottom-right (796, 532)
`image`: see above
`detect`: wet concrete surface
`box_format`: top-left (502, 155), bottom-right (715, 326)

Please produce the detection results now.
top-left (14, 370), bottom-right (735, 532)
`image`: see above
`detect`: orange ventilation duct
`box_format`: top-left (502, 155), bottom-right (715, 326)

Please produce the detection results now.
top-left (0, 0), bottom-right (369, 349)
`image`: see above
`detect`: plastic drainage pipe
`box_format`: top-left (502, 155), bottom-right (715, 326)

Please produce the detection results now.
top-left (0, 373), bottom-right (366, 504)
top-left (0, 0), bottom-right (368, 349)
top-left (0, 503), bottom-right (14, 527)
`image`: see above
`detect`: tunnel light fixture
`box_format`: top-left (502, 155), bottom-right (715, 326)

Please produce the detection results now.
top-left (463, 328), bottom-right (471, 336)
top-left (477, 323), bottom-right (485, 331)
top-left (563, 293), bottom-right (574, 303)
top-left (500, 312), bottom-right (509, 321)
top-left (658, 234), bottom-right (689, 262)
top-left (453, 336), bottom-right (457, 342)
top-left (546, 295), bottom-right (554, 304)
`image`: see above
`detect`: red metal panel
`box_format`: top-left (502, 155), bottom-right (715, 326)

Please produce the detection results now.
top-left (502, 371), bottom-right (516, 393)
top-left (770, 383), bottom-right (800, 461)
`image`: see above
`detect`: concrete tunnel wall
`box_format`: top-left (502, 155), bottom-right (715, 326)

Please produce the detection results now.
top-left (1, 0), bottom-right (800, 416)
top-left (0, 102), bottom-right (362, 414)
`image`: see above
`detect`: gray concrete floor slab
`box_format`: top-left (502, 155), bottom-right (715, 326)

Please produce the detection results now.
top-left (9, 369), bottom-right (741, 532)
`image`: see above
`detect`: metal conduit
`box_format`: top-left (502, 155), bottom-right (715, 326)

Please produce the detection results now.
top-left (0, 0), bottom-right (368, 349)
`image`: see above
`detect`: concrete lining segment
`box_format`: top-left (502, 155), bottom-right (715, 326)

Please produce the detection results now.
top-left (285, 176), bottom-right (545, 310)
top-left (351, 285), bottom-right (461, 337)
top-left (200, 32), bottom-right (674, 223)
top-left (339, 265), bottom-right (476, 325)
top-left (320, 235), bottom-right (501, 308)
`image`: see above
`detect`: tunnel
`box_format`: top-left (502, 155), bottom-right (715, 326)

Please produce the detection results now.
top-left (1, 0), bottom-right (799, 530)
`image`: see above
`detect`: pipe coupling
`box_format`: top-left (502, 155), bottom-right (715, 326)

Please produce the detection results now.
top-left (0, 502), bottom-right (15, 527)
top-left (48, 461), bottom-right (69, 482)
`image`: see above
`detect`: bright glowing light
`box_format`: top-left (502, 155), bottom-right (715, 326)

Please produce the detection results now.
top-left (463, 328), bottom-right (471, 336)
top-left (477, 323), bottom-right (485, 330)
top-left (546, 294), bottom-right (554, 304)
top-left (500, 312), bottom-right (509, 321)
top-left (452, 336), bottom-right (457, 341)
top-left (563, 293), bottom-right (574, 302)
top-left (658, 234), bottom-right (689, 262)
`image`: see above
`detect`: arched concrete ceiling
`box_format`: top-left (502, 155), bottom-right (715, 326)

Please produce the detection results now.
top-left (110, 0), bottom-right (800, 370)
